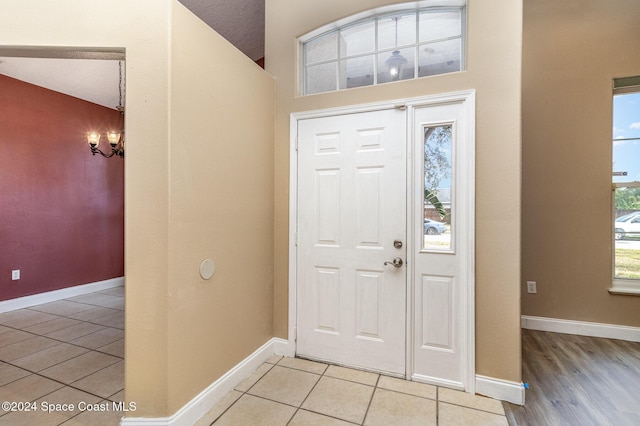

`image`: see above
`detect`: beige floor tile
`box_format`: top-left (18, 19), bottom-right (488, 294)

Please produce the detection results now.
top-left (69, 328), bottom-right (124, 349)
top-left (0, 336), bottom-right (60, 362)
top-left (213, 394), bottom-right (295, 426)
top-left (364, 388), bottom-right (436, 426)
top-left (62, 400), bottom-right (124, 426)
top-left (11, 343), bottom-right (89, 372)
top-left (28, 300), bottom-right (94, 316)
top-left (0, 374), bottom-right (64, 402)
top-left (301, 376), bottom-right (374, 424)
top-left (325, 365), bottom-right (379, 386)
top-left (438, 388), bottom-right (506, 415)
top-left (277, 357), bottom-right (328, 374)
top-left (235, 362), bottom-right (274, 392)
top-left (40, 351), bottom-right (120, 384)
top-left (67, 307), bottom-right (120, 322)
top-left (44, 322), bottom-right (106, 342)
top-left (265, 355), bottom-right (283, 364)
top-left (377, 376), bottom-right (437, 400)
top-left (289, 409), bottom-right (354, 425)
top-left (107, 390), bottom-right (124, 403)
top-left (0, 407), bottom-right (69, 426)
top-left (96, 287), bottom-right (125, 297)
top-left (248, 365), bottom-right (320, 407)
top-left (97, 339), bottom-right (124, 358)
top-left (0, 330), bottom-right (34, 348)
top-left (91, 311), bottom-right (125, 329)
top-left (0, 310), bottom-right (60, 329)
top-left (0, 362), bottom-right (30, 386)
top-left (0, 325), bottom-right (13, 335)
top-left (194, 390), bottom-right (242, 426)
top-left (22, 318), bottom-right (81, 335)
top-left (66, 293), bottom-right (124, 310)
top-left (35, 386), bottom-right (102, 421)
top-left (71, 360), bottom-right (124, 398)
top-left (438, 402), bottom-right (508, 425)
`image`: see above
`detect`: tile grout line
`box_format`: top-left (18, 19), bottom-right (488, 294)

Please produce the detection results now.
top-left (361, 372), bottom-right (382, 425)
top-left (283, 360), bottom-right (326, 426)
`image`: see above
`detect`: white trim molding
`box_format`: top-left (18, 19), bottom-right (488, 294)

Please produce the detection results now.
top-left (0, 277), bottom-right (124, 314)
top-left (120, 338), bottom-right (291, 426)
top-left (521, 315), bottom-right (640, 343)
top-left (475, 375), bottom-right (525, 405)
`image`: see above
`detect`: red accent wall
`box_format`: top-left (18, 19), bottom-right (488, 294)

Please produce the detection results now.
top-left (0, 74), bottom-right (124, 301)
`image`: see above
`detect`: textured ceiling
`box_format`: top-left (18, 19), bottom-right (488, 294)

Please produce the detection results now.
top-left (179, 0), bottom-right (265, 61)
top-left (0, 1), bottom-right (264, 108)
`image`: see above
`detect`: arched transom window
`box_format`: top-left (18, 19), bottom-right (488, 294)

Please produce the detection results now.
top-left (300, 2), bottom-right (466, 95)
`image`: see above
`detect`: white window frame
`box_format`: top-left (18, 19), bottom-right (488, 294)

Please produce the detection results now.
top-left (610, 77), bottom-right (640, 296)
top-left (298, 0), bottom-right (467, 96)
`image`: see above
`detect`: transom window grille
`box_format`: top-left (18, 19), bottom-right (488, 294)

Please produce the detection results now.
top-left (301, 5), bottom-right (465, 95)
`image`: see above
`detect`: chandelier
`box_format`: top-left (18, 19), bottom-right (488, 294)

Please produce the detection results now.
top-left (87, 61), bottom-right (125, 158)
top-left (385, 17), bottom-right (408, 81)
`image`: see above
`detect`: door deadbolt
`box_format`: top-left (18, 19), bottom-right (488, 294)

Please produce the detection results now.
top-left (393, 240), bottom-right (403, 249)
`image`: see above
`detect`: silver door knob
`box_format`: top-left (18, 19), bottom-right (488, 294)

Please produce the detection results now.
top-left (384, 257), bottom-right (404, 268)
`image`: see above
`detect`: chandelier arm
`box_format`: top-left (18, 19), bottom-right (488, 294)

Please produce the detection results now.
top-left (90, 146), bottom-right (118, 158)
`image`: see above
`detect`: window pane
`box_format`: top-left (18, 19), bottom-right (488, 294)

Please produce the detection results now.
top-left (614, 192), bottom-right (640, 279)
top-left (306, 63), bottom-right (337, 94)
top-left (419, 10), bottom-right (461, 42)
top-left (305, 32), bottom-right (338, 65)
top-left (378, 13), bottom-right (417, 50)
top-left (339, 55), bottom-right (374, 89)
top-left (377, 47), bottom-right (415, 84)
top-left (418, 38), bottom-right (461, 77)
top-left (613, 92), bottom-right (640, 183)
top-left (423, 125), bottom-right (452, 251)
top-left (340, 21), bottom-right (375, 57)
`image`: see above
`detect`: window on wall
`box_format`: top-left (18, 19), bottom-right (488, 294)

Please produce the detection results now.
top-left (612, 75), bottom-right (640, 294)
top-left (300, 3), bottom-right (465, 95)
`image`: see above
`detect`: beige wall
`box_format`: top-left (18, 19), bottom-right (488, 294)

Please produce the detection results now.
top-left (167, 2), bottom-right (275, 413)
top-left (522, 0), bottom-right (640, 327)
top-left (0, 0), bottom-right (275, 417)
top-left (266, 0), bottom-right (523, 382)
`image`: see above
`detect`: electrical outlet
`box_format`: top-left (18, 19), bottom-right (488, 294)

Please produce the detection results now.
top-left (11, 270), bottom-right (20, 281)
top-left (527, 281), bottom-right (537, 294)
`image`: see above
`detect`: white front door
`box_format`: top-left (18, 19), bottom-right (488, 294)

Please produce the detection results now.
top-left (293, 93), bottom-right (475, 388)
top-left (296, 108), bottom-right (407, 374)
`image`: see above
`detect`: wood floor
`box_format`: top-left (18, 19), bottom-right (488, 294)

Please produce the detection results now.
top-left (503, 329), bottom-right (640, 425)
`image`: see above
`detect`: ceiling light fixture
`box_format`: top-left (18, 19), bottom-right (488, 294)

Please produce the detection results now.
top-left (385, 17), bottom-right (407, 81)
top-left (87, 61), bottom-right (125, 158)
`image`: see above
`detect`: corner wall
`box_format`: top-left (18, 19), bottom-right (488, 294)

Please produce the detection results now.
top-left (266, 0), bottom-right (523, 383)
top-left (522, 0), bottom-right (640, 327)
top-left (0, 75), bottom-right (124, 301)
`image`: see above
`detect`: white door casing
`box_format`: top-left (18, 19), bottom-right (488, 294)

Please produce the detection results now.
top-left (290, 91), bottom-right (475, 390)
top-left (296, 109), bottom-right (407, 374)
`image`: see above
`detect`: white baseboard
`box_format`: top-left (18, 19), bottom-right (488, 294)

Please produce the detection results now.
top-left (0, 277), bottom-right (124, 314)
top-left (475, 375), bottom-right (525, 405)
top-left (120, 338), bottom-right (290, 426)
top-left (521, 315), bottom-right (640, 343)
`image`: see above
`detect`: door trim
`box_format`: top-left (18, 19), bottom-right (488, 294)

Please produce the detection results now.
top-left (288, 90), bottom-right (475, 392)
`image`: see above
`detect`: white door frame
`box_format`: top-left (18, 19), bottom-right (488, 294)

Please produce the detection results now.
top-left (288, 90), bottom-right (475, 392)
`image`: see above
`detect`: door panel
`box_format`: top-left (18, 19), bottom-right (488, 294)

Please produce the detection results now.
top-left (412, 101), bottom-right (471, 388)
top-left (297, 109), bottom-right (407, 374)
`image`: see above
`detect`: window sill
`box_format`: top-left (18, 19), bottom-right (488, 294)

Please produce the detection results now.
top-left (609, 280), bottom-right (640, 296)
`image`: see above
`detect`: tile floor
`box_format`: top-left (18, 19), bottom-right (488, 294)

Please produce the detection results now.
top-left (1, 288), bottom-right (508, 425)
top-left (195, 357), bottom-right (509, 426)
top-left (0, 287), bottom-right (124, 425)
